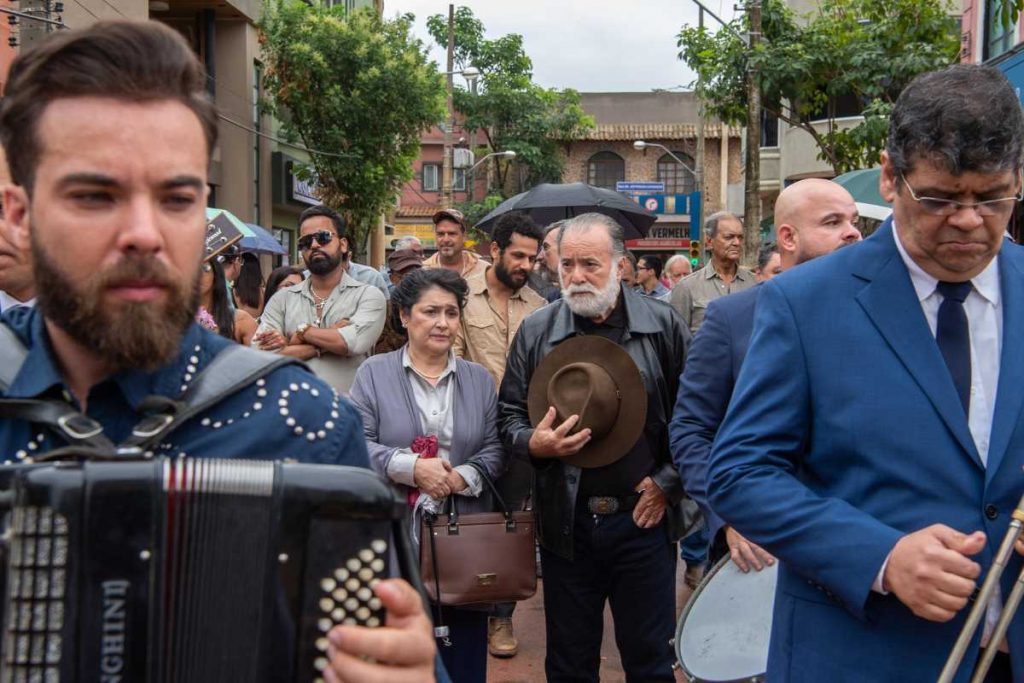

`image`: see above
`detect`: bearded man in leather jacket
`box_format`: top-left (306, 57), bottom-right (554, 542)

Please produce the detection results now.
top-left (498, 212), bottom-right (691, 682)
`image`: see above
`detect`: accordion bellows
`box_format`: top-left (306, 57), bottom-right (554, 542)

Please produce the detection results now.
top-left (0, 458), bottom-right (411, 683)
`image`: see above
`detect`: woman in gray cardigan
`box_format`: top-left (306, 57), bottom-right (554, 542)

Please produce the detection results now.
top-left (349, 268), bottom-right (507, 683)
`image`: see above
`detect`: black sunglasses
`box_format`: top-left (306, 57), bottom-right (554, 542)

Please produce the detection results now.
top-left (298, 230), bottom-right (335, 250)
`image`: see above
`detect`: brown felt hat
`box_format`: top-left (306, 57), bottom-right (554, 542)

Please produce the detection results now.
top-left (527, 335), bottom-right (647, 469)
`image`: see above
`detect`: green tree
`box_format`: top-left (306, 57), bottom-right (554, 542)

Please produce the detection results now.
top-left (426, 7), bottom-right (593, 194)
top-left (678, 0), bottom-right (961, 174)
top-left (996, 0), bottom-right (1024, 28)
top-left (260, 2), bottom-right (446, 255)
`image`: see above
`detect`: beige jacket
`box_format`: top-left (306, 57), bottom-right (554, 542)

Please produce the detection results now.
top-left (453, 268), bottom-right (546, 388)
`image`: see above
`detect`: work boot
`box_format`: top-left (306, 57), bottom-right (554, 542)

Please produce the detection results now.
top-left (487, 616), bottom-right (518, 658)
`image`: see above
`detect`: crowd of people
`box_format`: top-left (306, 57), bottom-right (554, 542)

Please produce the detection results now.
top-left (1, 17), bottom-right (1024, 683)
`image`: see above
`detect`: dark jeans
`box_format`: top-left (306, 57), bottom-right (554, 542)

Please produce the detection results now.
top-left (540, 506), bottom-right (676, 682)
top-left (679, 519), bottom-right (709, 566)
top-left (433, 606), bottom-right (488, 683)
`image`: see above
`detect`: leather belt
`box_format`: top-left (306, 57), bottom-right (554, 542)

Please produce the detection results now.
top-left (586, 493), bottom-right (640, 515)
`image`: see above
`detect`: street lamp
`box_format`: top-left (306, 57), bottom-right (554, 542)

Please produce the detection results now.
top-left (633, 140), bottom-right (698, 175)
top-left (634, 140), bottom-right (705, 264)
top-left (466, 150), bottom-right (515, 199)
top-left (468, 150), bottom-right (515, 174)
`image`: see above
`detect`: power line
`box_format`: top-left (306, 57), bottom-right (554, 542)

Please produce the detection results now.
top-left (0, 6), bottom-right (69, 28)
top-left (216, 113), bottom-right (360, 159)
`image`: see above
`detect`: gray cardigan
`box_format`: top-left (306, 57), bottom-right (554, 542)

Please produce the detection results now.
top-left (349, 348), bottom-right (508, 515)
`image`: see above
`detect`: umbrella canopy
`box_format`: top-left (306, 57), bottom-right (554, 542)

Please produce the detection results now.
top-left (242, 222), bottom-right (288, 255)
top-left (832, 168), bottom-right (892, 221)
top-left (475, 182), bottom-right (657, 239)
top-left (205, 208), bottom-right (287, 255)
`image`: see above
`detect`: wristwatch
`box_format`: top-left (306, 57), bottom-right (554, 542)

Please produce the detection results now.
top-left (296, 323), bottom-right (311, 340)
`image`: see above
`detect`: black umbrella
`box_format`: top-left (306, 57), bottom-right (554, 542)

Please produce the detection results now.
top-left (475, 182), bottom-right (657, 239)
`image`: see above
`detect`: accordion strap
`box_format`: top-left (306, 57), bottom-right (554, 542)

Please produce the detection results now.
top-left (118, 346), bottom-right (299, 451)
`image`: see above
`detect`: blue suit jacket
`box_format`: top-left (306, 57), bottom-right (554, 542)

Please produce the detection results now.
top-left (709, 220), bottom-right (1024, 682)
top-left (670, 284), bottom-right (760, 543)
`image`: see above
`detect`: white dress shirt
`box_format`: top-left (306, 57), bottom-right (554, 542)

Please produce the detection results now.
top-left (0, 291), bottom-right (35, 313)
top-left (875, 225), bottom-right (1004, 647)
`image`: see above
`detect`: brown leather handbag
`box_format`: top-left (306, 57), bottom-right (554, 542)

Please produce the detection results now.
top-left (420, 462), bottom-right (537, 607)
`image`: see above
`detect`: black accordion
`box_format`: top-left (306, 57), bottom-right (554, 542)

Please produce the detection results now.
top-left (0, 458), bottom-right (414, 683)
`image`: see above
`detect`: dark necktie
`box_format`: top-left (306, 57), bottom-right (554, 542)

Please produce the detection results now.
top-left (935, 280), bottom-right (973, 415)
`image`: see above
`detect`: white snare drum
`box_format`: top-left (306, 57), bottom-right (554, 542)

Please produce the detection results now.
top-left (674, 556), bottom-right (778, 682)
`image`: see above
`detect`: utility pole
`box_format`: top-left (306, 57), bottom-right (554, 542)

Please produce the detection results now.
top-left (695, 7), bottom-right (707, 266)
top-left (441, 3), bottom-right (455, 208)
top-left (743, 0), bottom-right (762, 266)
top-left (689, 0), bottom-right (762, 265)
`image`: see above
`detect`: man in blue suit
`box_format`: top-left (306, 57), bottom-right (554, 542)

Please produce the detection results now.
top-left (709, 64), bottom-right (1024, 682)
top-left (670, 178), bottom-right (861, 571)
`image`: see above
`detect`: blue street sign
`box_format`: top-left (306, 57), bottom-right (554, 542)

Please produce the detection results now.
top-left (617, 181), bottom-right (665, 193)
top-left (635, 191), bottom-right (703, 240)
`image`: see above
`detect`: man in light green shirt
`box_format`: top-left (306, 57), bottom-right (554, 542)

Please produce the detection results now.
top-left (253, 206), bottom-right (385, 394)
top-left (669, 211), bottom-right (756, 333)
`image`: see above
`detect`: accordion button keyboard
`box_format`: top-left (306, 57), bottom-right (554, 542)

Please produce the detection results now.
top-left (320, 578), bottom-right (336, 592)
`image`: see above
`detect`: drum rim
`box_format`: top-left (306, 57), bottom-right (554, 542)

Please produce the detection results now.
top-left (674, 555), bottom-right (770, 683)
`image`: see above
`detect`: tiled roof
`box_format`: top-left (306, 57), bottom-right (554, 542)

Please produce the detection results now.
top-left (395, 204), bottom-right (439, 218)
top-left (582, 123), bottom-right (742, 141)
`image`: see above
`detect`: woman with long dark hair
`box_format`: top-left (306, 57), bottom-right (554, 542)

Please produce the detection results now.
top-left (234, 252), bottom-right (264, 319)
top-left (198, 259), bottom-right (258, 345)
top-left (263, 265), bottom-right (305, 312)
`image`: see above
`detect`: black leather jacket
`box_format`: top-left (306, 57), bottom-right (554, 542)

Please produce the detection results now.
top-left (498, 285), bottom-right (692, 560)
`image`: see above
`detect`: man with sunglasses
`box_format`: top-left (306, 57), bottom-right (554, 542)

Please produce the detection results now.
top-left (254, 205), bottom-right (385, 394)
top-left (707, 64), bottom-right (1024, 681)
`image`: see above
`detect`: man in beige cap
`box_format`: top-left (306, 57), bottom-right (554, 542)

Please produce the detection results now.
top-left (423, 208), bottom-right (489, 279)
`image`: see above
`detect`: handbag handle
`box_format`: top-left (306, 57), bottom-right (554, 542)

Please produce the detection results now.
top-left (444, 461), bottom-right (517, 532)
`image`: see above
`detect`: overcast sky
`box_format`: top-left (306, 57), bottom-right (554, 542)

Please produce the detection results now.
top-left (386, 0), bottom-right (741, 93)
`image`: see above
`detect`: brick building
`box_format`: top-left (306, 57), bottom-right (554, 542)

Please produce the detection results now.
top-left (391, 122), bottom-right (489, 250)
top-left (560, 92), bottom-right (743, 255)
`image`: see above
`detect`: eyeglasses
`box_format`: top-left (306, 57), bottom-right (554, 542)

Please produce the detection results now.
top-left (298, 230), bottom-right (335, 250)
top-left (899, 173), bottom-right (1023, 217)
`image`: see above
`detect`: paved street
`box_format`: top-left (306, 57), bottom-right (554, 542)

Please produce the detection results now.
top-left (487, 561), bottom-right (694, 682)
